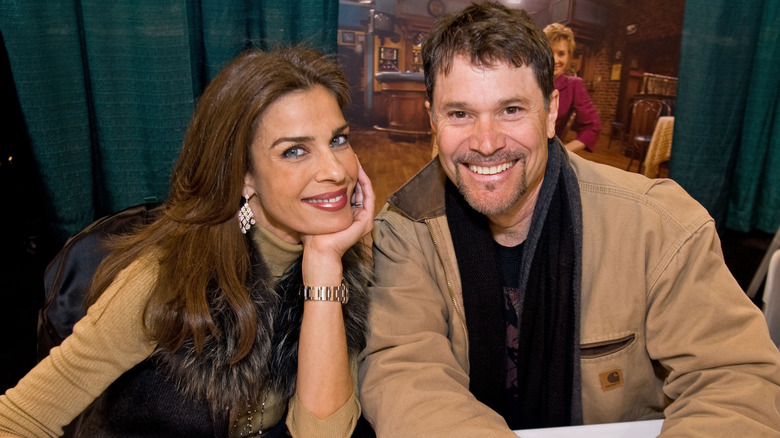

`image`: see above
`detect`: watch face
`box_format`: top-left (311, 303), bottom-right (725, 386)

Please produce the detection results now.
top-left (428, 0), bottom-right (444, 17)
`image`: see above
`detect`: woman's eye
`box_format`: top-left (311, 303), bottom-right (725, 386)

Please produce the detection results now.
top-left (282, 146), bottom-right (306, 159)
top-left (330, 134), bottom-right (349, 148)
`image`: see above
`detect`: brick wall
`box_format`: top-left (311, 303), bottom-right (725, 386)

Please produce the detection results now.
top-left (586, 0), bottom-right (685, 138)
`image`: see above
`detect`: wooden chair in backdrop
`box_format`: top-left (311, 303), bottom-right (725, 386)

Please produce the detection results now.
top-left (625, 99), bottom-right (671, 173)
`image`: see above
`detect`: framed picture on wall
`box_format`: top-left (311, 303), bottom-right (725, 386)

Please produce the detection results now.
top-left (379, 47), bottom-right (398, 61)
top-left (340, 31), bottom-right (356, 45)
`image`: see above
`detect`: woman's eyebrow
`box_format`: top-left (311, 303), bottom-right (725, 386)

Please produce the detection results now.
top-left (333, 123), bottom-right (349, 136)
top-left (271, 135), bottom-right (313, 148)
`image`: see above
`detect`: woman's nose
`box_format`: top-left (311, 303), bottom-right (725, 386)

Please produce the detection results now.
top-left (314, 149), bottom-right (347, 182)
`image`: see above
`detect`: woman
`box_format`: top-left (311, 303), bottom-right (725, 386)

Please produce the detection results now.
top-left (543, 23), bottom-right (601, 152)
top-left (0, 46), bottom-right (374, 437)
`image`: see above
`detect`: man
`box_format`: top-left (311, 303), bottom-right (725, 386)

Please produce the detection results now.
top-left (358, 2), bottom-right (780, 437)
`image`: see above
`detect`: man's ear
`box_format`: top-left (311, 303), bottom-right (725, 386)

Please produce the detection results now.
top-left (546, 89), bottom-right (560, 139)
top-left (426, 100), bottom-right (438, 133)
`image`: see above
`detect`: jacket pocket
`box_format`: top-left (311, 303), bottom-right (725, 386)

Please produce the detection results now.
top-left (580, 333), bottom-right (636, 359)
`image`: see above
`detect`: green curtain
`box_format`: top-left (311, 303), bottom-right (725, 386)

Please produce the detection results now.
top-left (672, 0), bottom-right (779, 234)
top-left (0, 0), bottom-right (338, 247)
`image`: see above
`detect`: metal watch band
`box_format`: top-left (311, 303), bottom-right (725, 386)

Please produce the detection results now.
top-left (299, 283), bottom-right (349, 304)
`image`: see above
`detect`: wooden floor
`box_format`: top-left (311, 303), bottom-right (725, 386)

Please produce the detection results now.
top-left (350, 124), bottom-right (650, 216)
top-left (351, 127), bottom-right (433, 216)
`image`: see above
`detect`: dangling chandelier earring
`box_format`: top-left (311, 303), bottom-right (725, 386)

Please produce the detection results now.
top-left (238, 194), bottom-right (256, 234)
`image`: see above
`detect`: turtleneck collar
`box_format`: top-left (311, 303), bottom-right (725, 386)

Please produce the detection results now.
top-left (249, 224), bottom-right (303, 280)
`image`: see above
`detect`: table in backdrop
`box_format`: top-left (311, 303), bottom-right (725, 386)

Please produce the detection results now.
top-left (642, 116), bottom-right (675, 178)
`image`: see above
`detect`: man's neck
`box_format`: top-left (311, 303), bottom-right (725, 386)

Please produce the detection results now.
top-left (488, 182), bottom-right (542, 247)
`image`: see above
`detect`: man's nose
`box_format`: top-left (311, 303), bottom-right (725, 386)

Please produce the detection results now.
top-left (472, 118), bottom-right (503, 156)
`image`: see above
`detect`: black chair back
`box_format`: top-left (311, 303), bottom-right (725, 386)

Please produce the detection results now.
top-left (38, 203), bottom-right (161, 360)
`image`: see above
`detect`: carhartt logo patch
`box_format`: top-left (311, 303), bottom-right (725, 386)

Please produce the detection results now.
top-left (599, 369), bottom-right (624, 391)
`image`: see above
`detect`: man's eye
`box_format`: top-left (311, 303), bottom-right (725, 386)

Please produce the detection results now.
top-left (450, 111), bottom-right (467, 119)
top-left (282, 146), bottom-right (306, 159)
top-left (505, 106), bottom-right (524, 116)
top-left (331, 134), bottom-right (349, 148)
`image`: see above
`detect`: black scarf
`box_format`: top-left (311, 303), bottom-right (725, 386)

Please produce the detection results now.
top-left (446, 139), bottom-right (583, 429)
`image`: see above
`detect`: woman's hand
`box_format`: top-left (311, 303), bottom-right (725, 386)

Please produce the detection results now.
top-left (300, 157), bottom-right (374, 285)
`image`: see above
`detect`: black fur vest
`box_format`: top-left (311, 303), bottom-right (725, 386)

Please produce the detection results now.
top-left (74, 237), bottom-right (372, 437)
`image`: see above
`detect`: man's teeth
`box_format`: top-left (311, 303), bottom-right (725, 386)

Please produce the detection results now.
top-left (468, 161), bottom-right (514, 175)
top-left (306, 195), bottom-right (344, 204)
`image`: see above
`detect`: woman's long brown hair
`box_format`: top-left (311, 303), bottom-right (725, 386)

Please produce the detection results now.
top-left (84, 46), bottom-right (351, 364)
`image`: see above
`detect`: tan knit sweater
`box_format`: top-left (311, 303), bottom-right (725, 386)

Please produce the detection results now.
top-left (0, 225), bottom-right (360, 437)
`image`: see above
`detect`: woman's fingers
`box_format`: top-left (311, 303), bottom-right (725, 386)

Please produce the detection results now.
top-left (354, 156), bottom-right (375, 218)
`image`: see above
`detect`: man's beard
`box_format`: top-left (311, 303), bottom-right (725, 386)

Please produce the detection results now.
top-left (453, 153), bottom-right (528, 216)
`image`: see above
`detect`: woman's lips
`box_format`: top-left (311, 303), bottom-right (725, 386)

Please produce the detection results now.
top-left (302, 188), bottom-right (348, 211)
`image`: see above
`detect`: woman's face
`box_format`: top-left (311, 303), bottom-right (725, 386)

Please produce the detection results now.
top-left (243, 85), bottom-right (358, 244)
top-left (551, 39), bottom-right (570, 78)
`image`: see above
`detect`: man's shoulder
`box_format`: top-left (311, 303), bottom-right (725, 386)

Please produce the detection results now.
top-left (570, 153), bottom-right (712, 230)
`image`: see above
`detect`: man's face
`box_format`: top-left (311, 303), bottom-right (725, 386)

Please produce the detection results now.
top-left (428, 55), bottom-right (558, 220)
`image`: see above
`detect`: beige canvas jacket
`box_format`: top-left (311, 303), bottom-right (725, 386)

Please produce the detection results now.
top-left (359, 150), bottom-right (780, 437)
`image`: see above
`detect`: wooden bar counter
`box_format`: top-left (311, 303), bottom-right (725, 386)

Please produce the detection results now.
top-left (373, 72), bottom-right (430, 135)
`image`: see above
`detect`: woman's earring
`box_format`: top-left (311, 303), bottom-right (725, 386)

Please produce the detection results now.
top-left (238, 194), bottom-right (256, 234)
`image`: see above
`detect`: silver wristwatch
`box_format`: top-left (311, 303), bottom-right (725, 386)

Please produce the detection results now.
top-left (299, 283), bottom-right (349, 304)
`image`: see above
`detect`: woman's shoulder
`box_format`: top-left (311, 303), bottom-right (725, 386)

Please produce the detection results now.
top-left (556, 73), bottom-right (585, 87)
top-left (89, 249), bottom-right (161, 321)
top-left (564, 74), bottom-right (585, 87)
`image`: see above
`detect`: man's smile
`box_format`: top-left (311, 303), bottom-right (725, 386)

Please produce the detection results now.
top-left (467, 160), bottom-right (517, 175)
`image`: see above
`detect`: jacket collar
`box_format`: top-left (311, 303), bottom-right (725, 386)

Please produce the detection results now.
top-left (388, 138), bottom-right (572, 223)
top-left (388, 158), bottom-right (448, 221)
